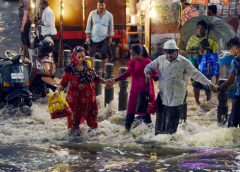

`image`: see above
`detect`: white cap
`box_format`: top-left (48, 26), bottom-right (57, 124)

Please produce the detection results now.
top-left (163, 39), bottom-right (179, 50)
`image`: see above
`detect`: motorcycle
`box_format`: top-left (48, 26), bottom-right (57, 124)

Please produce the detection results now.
top-left (30, 36), bottom-right (58, 100)
top-left (29, 24), bottom-right (58, 100)
top-left (0, 50), bottom-right (32, 115)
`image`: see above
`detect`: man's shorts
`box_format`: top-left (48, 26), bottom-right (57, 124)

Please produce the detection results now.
top-left (89, 38), bottom-right (110, 60)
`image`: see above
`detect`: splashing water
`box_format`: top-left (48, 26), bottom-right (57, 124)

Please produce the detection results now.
top-left (1, 91), bottom-right (240, 171)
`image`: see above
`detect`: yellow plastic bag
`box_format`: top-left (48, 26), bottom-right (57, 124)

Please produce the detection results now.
top-left (86, 59), bottom-right (92, 69)
top-left (47, 91), bottom-right (71, 119)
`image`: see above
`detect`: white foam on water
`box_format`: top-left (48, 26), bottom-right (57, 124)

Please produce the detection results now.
top-left (0, 92), bottom-right (239, 149)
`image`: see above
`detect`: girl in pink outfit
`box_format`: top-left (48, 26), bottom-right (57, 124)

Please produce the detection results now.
top-left (112, 45), bottom-right (156, 131)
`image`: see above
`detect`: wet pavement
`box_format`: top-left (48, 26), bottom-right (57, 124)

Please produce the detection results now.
top-left (0, 0), bottom-right (20, 56)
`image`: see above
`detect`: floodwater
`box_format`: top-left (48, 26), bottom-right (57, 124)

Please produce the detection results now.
top-left (1, 0), bottom-right (240, 172)
top-left (1, 90), bottom-right (240, 172)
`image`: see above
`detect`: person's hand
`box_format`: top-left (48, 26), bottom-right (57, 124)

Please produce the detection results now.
top-left (105, 79), bottom-right (113, 89)
top-left (145, 74), bottom-right (151, 84)
top-left (198, 49), bottom-right (205, 55)
top-left (105, 78), bottom-right (115, 87)
top-left (109, 78), bottom-right (115, 85)
top-left (109, 37), bottom-right (113, 45)
top-left (86, 38), bottom-right (90, 45)
top-left (210, 83), bottom-right (218, 93)
top-left (53, 90), bottom-right (59, 98)
top-left (105, 79), bottom-right (110, 86)
top-left (145, 71), bottom-right (152, 83)
top-left (55, 85), bottom-right (63, 93)
top-left (20, 26), bottom-right (24, 33)
top-left (179, 50), bottom-right (187, 57)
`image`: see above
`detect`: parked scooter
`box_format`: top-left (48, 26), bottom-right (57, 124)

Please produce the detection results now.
top-left (30, 36), bottom-right (58, 100)
top-left (0, 50), bottom-right (32, 114)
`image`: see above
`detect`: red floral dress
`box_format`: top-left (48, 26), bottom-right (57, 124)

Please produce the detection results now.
top-left (60, 62), bottom-right (101, 129)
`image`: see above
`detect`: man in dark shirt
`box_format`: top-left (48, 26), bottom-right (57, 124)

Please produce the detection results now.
top-left (207, 5), bottom-right (217, 16)
top-left (19, 0), bottom-right (31, 57)
top-left (217, 37), bottom-right (240, 127)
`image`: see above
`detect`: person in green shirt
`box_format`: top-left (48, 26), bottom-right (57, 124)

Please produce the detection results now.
top-left (186, 20), bottom-right (218, 105)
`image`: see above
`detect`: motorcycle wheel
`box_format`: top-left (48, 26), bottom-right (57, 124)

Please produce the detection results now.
top-left (20, 105), bottom-right (32, 116)
top-left (8, 97), bottom-right (32, 116)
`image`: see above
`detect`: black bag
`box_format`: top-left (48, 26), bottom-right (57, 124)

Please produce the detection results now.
top-left (136, 85), bottom-right (150, 113)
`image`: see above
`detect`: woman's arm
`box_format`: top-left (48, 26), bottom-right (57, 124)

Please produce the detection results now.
top-left (99, 77), bottom-right (106, 84)
top-left (115, 60), bottom-right (133, 82)
top-left (59, 72), bottom-right (70, 90)
top-left (93, 75), bottom-right (106, 84)
top-left (186, 49), bottom-right (199, 54)
top-left (115, 70), bottom-right (131, 82)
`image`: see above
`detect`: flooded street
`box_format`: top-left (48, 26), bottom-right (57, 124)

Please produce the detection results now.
top-left (2, 93), bottom-right (240, 171)
top-left (1, 0), bottom-right (240, 172)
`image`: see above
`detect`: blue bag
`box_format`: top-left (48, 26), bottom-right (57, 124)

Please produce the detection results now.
top-left (196, 55), bottom-right (203, 66)
top-left (212, 53), bottom-right (219, 76)
top-left (198, 53), bottom-right (215, 77)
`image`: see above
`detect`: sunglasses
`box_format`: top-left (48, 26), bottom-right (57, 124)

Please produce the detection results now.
top-left (164, 49), bottom-right (176, 54)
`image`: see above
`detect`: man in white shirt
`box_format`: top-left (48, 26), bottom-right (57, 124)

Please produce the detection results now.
top-left (85, 0), bottom-right (114, 77)
top-left (144, 40), bottom-right (217, 134)
top-left (39, 0), bottom-right (57, 39)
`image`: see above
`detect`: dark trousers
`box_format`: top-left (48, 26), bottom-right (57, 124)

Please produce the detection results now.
top-left (89, 38), bottom-right (110, 60)
top-left (228, 95), bottom-right (240, 127)
top-left (180, 91), bottom-right (187, 122)
top-left (155, 94), bottom-right (182, 135)
top-left (125, 113), bottom-right (152, 131)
